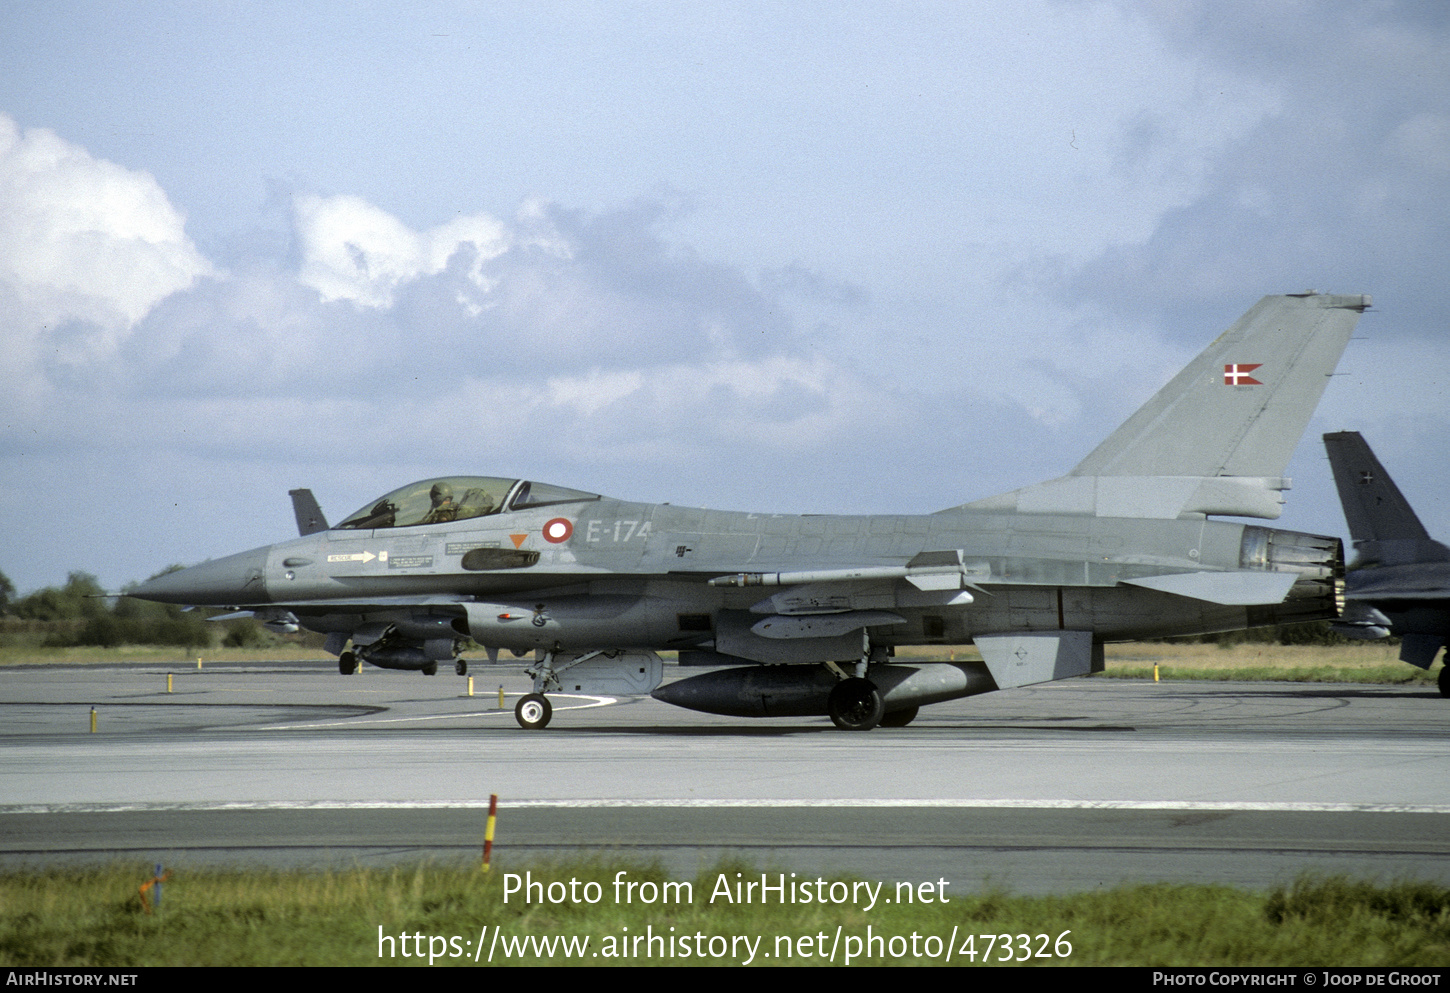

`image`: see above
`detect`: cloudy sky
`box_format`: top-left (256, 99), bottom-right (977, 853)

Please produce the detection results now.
top-left (1, 1), bottom-right (1447, 595)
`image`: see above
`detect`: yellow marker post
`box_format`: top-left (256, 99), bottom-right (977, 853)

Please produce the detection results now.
top-left (166, 673), bottom-right (173, 693)
top-left (90, 707), bottom-right (96, 733)
top-left (197, 657), bottom-right (202, 669)
top-left (467, 675), bottom-right (474, 697)
top-left (498, 686), bottom-right (505, 709)
top-left (481, 794), bottom-right (498, 872)
top-left (1154, 663), bottom-right (1160, 683)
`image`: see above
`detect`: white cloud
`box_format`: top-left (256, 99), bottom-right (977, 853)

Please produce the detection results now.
top-left (0, 113), bottom-right (212, 370)
top-left (294, 194), bottom-right (511, 307)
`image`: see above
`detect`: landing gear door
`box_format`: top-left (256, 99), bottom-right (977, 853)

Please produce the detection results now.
top-left (553, 650), bottom-right (665, 695)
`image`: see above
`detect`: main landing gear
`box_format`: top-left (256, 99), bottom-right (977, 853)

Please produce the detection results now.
top-left (827, 677), bottom-right (884, 730)
top-left (879, 705), bottom-right (919, 728)
top-left (825, 633), bottom-right (904, 730)
top-left (1438, 664), bottom-right (1449, 699)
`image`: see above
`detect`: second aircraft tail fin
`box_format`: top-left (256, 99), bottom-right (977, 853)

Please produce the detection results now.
top-left (289, 488), bottom-right (329, 536)
top-left (1323, 431), bottom-right (1449, 566)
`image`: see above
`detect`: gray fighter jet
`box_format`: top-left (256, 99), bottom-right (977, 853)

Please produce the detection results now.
top-left (131, 292), bottom-right (1370, 729)
top-left (1323, 431), bottom-right (1450, 695)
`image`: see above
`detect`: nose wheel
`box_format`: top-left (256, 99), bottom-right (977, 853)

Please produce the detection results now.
top-left (515, 693), bottom-right (553, 729)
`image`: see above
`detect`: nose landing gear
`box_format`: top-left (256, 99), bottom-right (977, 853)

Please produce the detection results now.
top-left (515, 693), bottom-right (553, 729)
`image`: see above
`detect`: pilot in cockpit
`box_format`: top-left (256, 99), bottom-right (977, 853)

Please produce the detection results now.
top-left (421, 482), bottom-right (458, 524)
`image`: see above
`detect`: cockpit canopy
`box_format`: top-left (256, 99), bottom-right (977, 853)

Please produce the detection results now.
top-left (335, 477), bottom-right (599, 530)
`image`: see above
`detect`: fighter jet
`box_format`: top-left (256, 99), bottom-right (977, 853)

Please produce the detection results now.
top-left (131, 292), bottom-right (1370, 730)
top-left (1323, 431), bottom-right (1450, 695)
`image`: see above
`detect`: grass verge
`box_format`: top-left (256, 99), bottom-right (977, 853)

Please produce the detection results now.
top-left (891, 642), bottom-right (1441, 688)
top-left (1, 861), bottom-right (1446, 966)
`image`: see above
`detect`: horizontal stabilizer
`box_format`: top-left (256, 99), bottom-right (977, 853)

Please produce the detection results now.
top-left (1344, 562), bottom-right (1450, 600)
top-left (1122, 570), bottom-right (1299, 605)
top-left (974, 631), bottom-right (1101, 690)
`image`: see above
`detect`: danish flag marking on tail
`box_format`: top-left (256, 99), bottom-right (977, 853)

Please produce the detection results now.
top-left (1224, 363), bottom-right (1263, 386)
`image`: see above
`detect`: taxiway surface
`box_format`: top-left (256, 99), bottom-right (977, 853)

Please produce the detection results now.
top-left (2, 660), bottom-right (1446, 893)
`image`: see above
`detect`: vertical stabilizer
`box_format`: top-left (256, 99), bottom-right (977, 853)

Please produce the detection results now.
top-left (959, 293), bottom-right (1368, 520)
top-left (1323, 432), bottom-right (1430, 543)
top-left (289, 488), bottom-right (329, 536)
top-left (1073, 293), bottom-right (1369, 479)
top-left (1323, 432), bottom-right (1449, 566)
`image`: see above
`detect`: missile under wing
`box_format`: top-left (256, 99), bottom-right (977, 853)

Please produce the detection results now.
top-left (130, 292), bottom-right (1370, 729)
top-left (1323, 431), bottom-right (1450, 694)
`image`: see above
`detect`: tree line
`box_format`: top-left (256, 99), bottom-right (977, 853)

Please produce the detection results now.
top-left (0, 568), bottom-right (270, 649)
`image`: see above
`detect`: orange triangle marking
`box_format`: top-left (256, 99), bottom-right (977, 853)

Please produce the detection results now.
top-left (509, 534), bottom-right (527, 548)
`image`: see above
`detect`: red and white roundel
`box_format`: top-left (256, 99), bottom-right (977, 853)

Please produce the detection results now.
top-left (542, 518), bottom-right (574, 543)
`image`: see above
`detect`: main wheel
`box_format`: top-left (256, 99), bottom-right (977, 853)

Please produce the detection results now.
top-left (828, 677), bottom-right (884, 730)
top-left (1438, 665), bottom-right (1449, 699)
top-left (339, 651), bottom-right (358, 676)
top-left (515, 693), bottom-right (553, 729)
top-left (421, 662), bottom-right (438, 676)
top-left (455, 659), bottom-right (468, 676)
top-left (879, 705), bottom-right (919, 728)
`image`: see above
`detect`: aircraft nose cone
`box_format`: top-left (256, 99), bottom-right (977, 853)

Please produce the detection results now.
top-left (129, 547), bottom-right (270, 605)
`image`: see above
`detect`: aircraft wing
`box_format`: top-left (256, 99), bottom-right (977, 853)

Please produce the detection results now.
top-left (264, 595), bottom-right (472, 611)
